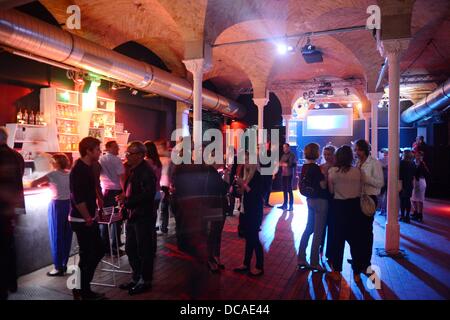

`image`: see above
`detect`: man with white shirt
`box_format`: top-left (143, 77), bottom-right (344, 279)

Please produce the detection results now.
top-left (99, 141), bottom-right (125, 255)
top-left (354, 139), bottom-right (384, 275)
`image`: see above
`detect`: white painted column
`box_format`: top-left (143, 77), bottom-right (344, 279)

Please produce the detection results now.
top-left (253, 97), bottom-right (268, 145)
top-left (363, 112), bottom-right (370, 142)
top-left (282, 114), bottom-right (291, 143)
top-left (380, 39), bottom-right (409, 254)
top-left (176, 101), bottom-right (190, 137)
top-left (183, 58), bottom-right (204, 162)
top-left (367, 92), bottom-right (384, 159)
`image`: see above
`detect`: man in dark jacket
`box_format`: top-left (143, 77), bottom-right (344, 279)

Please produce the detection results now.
top-left (277, 143), bottom-right (297, 211)
top-left (0, 127), bottom-right (24, 300)
top-left (117, 141), bottom-right (156, 295)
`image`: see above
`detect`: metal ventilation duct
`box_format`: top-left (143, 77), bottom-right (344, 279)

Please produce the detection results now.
top-left (401, 79), bottom-right (450, 123)
top-left (0, 10), bottom-right (246, 118)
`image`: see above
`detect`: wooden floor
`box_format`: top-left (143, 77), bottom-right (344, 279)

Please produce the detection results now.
top-left (10, 192), bottom-right (450, 300)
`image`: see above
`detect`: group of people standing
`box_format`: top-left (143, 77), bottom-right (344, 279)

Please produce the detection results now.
top-left (0, 122), bottom-right (433, 300)
top-left (297, 140), bottom-right (384, 281)
top-left (29, 137), bottom-right (173, 300)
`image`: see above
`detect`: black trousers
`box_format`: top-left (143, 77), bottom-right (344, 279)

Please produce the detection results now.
top-left (100, 189), bottom-right (123, 252)
top-left (126, 217), bottom-right (156, 283)
top-left (243, 227), bottom-right (264, 270)
top-left (160, 186), bottom-right (170, 232)
top-left (352, 196), bottom-right (376, 273)
top-left (0, 212), bottom-right (17, 300)
top-left (333, 197), bottom-right (375, 273)
top-left (207, 218), bottom-right (225, 260)
top-left (282, 175), bottom-right (294, 207)
top-left (261, 175), bottom-right (273, 205)
top-left (332, 198), bottom-right (360, 272)
top-left (400, 196), bottom-right (412, 217)
top-left (71, 222), bottom-right (104, 293)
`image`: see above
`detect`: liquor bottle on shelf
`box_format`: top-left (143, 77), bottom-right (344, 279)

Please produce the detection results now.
top-left (17, 109), bottom-right (23, 124)
top-left (23, 109), bottom-right (29, 124)
top-left (38, 112), bottom-right (44, 125)
top-left (30, 111), bottom-right (36, 125)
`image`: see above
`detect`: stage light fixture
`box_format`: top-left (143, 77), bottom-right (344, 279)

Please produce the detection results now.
top-left (347, 103), bottom-right (353, 108)
top-left (323, 103), bottom-right (329, 108)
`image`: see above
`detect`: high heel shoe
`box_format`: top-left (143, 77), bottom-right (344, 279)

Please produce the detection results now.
top-left (248, 269), bottom-right (264, 277)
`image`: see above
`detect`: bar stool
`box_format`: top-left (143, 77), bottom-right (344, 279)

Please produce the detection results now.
top-left (91, 206), bottom-right (131, 288)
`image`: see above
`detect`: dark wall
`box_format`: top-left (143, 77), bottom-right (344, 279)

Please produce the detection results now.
top-left (115, 103), bottom-right (162, 142)
top-left (238, 92), bottom-right (283, 128)
top-left (0, 83), bottom-right (34, 125)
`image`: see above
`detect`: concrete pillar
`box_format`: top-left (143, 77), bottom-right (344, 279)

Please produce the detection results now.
top-left (379, 39), bottom-right (410, 254)
top-left (367, 92), bottom-right (384, 159)
top-left (176, 101), bottom-right (190, 137)
top-left (183, 58), bottom-right (204, 162)
top-left (282, 114), bottom-right (291, 143)
top-left (253, 97), bottom-right (269, 145)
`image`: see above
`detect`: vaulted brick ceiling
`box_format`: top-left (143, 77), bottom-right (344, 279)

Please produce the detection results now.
top-left (38, 0), bottom-right (450, 109)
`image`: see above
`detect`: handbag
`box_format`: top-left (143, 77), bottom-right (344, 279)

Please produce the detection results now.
top-left (359, 168), bottom-right (376, 217)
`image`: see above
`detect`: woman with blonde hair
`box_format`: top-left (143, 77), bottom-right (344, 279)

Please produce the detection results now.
top-left (32, 153), bottom-right (72, 277)
top-left (233, 152), bottom-right (265, 276)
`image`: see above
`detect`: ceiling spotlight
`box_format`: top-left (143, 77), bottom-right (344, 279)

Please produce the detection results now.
top-left (277, 44), bottom-right (288, 55)
top-left (314, 104), bottom-right (320, 109)
top-left (130, 89), bottom-right (138, 96)
top-left (308, 90), bottom-right (315, 98)
top-left (323, 103), bottom-right (329, 108)
top-left (347, 103), bottom-right (353, 108)
top-left (287, 45), bottom-right (294, 52)
top-left (377, 103), bottom-right (383, 109)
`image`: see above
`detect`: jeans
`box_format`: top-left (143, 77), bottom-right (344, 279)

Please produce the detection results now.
top-left (298, 198), bottom-right (328, 266)
top-left (48, 199), bottom-right (72, 270)
top-left (282, 175), bottom-right (294, 207)
top-left (126, 217), bottom-right (156, 283)
top-left (71, 222), bottom-right (104, 293)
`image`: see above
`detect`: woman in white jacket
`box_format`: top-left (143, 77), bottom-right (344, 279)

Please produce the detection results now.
top-left (354, 139), bottom-right (384, 277)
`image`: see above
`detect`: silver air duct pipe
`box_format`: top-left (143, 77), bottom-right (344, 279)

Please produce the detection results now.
top-left (401, 79), bottom-right (450, 123)
top-left (0, 10), bottom-right (246, 118)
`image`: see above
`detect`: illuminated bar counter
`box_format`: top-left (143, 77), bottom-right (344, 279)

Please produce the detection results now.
top-left (16, 184), bottom-right (76, 276)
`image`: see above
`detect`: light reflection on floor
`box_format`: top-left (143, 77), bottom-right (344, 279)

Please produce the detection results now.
top-left (260, 192), bottom-right (309, 255)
